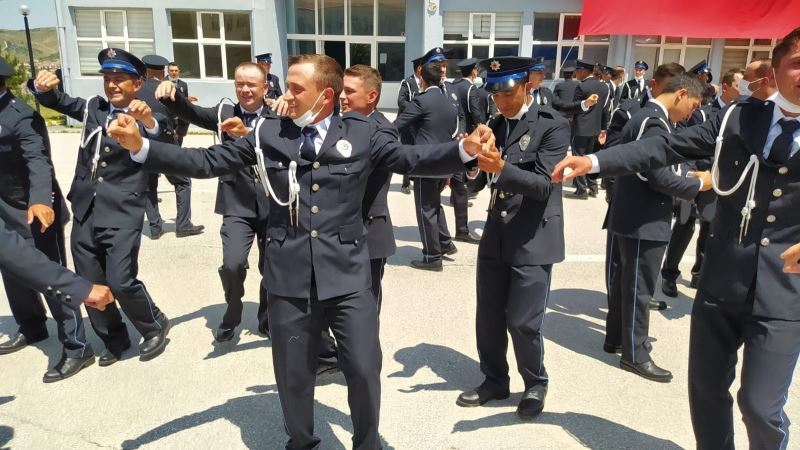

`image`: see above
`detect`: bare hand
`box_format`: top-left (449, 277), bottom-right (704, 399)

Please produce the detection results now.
top-left (598, 131), bottom-right (607, 146)
top-left (584, 94), bottom-right (599, 108)
top-left (27, 204), bottom-right (54, 232)
top-left (155, 80), bottom-right (177, 101)
top-left (107, 114), bottom-right (144, 153)
top-left (456, 132), bottom-right (468, 141)
top-left (272, 95), bottom-right (289, 116)
top-left (84, 284), bottom-right (114, 311)
top-left (187, 96), bottom-right (198, 102)
top-left (462, 124), bottom-right (496, 157)
top-left (34, 70), bottom-right (60, 92)
top-left (477, 146), bottom-right (504, 173)
top-left (780, 243), bottom-right (800, 274)
top-left (688, 170), bottom-right (713, 191)
top-left (220, 117), bottom-right (249, 138)
top-left (127, 99), bottom-right (156, 129)
top-left (551, 155), bottom-right (593, 183)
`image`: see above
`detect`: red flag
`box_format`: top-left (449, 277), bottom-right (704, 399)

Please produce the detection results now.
top-left (579, 0), bottom-right (800, 38)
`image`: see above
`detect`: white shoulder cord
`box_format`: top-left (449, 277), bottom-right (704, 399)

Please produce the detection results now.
top-left (466, 84), bottom-right (473, 113)
top-left (79, 95), bottom-right (103, 179)
top-left (214, 97), bottom-right (237, 144)
top-left (710, 104), bottom-right (759, 243)
top-left (634, 117), bottom-right (678, 182)
top-left (252, 117), bottom-right (300, 225)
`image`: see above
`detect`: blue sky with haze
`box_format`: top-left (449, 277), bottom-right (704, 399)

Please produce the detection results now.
top-left (0, 0), bottom-right (57, 30)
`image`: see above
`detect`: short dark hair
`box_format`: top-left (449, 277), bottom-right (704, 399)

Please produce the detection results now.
top-left (702, 84), bottom-right (716, 104)
top-left (288, 54), bottom-right (344, 98)
top-left (652, 63), bottom-right (686, 83)
top-left (459, 65), bottom-right (474, 78)
top-left (420, 61), bottom-right (443, 85)
top-left (721, 68), bottom-right (743, 86)
top-left (773, 27), bottom-right (800, 67)
top-left (750, 58), bottom-right (772, 77)
top-left (661, 73), bottom-right (705, 98)
top-left (344, 64), bottom-right (383, 101)
top-left (168, 62), bottom-right (179, 68)
top-left (234, 62), bottom-right (266, 82)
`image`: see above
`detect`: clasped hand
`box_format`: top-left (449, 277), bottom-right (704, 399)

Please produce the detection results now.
top-left (461, 125), bottom-right (503, 173)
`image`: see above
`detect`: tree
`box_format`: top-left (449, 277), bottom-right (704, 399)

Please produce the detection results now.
top-left (0, 49), bottom-right (36, 106)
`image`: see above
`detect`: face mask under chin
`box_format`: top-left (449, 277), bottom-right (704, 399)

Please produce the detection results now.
top-left (292, 92), bottom-right (326, 128)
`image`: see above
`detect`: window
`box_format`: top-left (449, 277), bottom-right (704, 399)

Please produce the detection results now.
top-left (443, 12), bottom-right (522, 77)
top-left (285, 0), bottom-right (406, 82)
top-left (169, 11), bottom-right (252, 80)
top-left (722, 38), bottom-right (776, 74)
top-left (531, 13), bottom-right (608, 79)
top-left (632, 36), bottom-right (712, 77)
top-left (74, 8), bottom-right (155, 76)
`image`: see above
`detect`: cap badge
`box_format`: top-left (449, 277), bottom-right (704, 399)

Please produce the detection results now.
top-left (490, 60), bottom-right (501, 71)
top-left (107, 49), bottom-right (117, 58)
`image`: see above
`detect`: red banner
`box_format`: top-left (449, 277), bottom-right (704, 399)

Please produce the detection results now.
top-left (579, 0), bottom-right (800, 39)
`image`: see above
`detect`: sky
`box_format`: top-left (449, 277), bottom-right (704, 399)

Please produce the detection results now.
top-left (0, 0), bottom-right (58, 30)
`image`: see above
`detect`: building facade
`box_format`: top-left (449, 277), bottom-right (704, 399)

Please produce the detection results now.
top-left (54, 0), bottom-right (777, 112)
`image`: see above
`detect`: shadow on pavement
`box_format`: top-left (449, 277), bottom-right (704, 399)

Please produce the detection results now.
top-left (0, 425), bottom-right (12, 449)
top-left (452, 410), bottom-right (683, 449)
top-left (120, 385), bottom-right (394, 450)
top-left (388, 343), bottom-right (481, 393)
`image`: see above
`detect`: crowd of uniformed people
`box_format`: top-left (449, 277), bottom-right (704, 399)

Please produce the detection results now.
top-left (1, 25), bottom-right (800, 449)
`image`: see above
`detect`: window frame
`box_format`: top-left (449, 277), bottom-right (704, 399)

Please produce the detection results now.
top-left (170, 10), bottom-right (252, 80)
top-left (723, 38), bottom-right (777, 63)
top-left (442, 12), bottom-right (523, 59)
top-left (74, 8), bottom-right (155, 76)
top-left (530, 13), bottom-right (609, 78)
top-left (633, 35), bottom-right (712, 69)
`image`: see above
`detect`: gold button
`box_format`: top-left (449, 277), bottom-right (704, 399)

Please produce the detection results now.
top-left (773, 189), bottom-right (782, 197)
top-left (761, 237), bottom-right (770, 246)
top-left (767, 215), bottom-right (776, 223)
top-left (311, 183), bottom-right (319, 192)
top-left (311, 205), bottom-right (319, 214)
top-left (499, 192), bottom-right (505, 199)
top-left (104, 146), bottom-right (111, 153)
top-left (97, 177), bottom-right (104, 183)
top-left (500, 211), bottom-right (507, 218)
top-left (310, 230), bottom-right (318, 238)
top-left (100, 161), bottom-right (107, 168)
top-left (313, 161), bottom-right (320, 169)
top-left (779, 167), bottom-right (789, 175)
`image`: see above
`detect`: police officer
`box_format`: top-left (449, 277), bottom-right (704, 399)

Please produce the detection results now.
top-left (31, 48), bottom-right (172, 366)
top-left (620, 61), bottom-right (650, 102)
top-left (527, 57), bottom-right (555, 106)
top-left (109, 53), bottom-right (490, 450)
top-left (0, 56), bottom-right (95, 383)
top-left (395, 47), bottom-right (460, 271)
top-left (166, 62), bottom-right (192, 144)
top-left (689, 59), bottom-right (713, 85)
top-left (255, 52), bottom-right (283, 103)
top-left (154, 61), bottom-right (271, 341)
top-left (553, 28), bottom-right (800, 450)
top-left (559, 59), bottom-right (609, 199)
top-left (396, 55), bottom-right (424, 194)
top-left (139, 54), bottom-right (204, 240)
top-left (456, 56), bottom-right (569, 420)
top-left (552, 63), bottom-right (579, 124)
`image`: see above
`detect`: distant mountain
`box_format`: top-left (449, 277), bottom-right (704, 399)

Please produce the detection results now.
top-left (0, 27), bottom-right (59, 65)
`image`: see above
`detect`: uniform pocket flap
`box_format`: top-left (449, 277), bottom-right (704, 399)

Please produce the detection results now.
top-left (338, 222), bottom-right (364, 243)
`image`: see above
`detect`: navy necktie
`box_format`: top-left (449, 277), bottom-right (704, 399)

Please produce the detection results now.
top-left (300, 127), bottom-right (318, 161)
top-left (768, 118), bottom-right (800, 165)
top-left (242, 113), bottom-right (257, 128)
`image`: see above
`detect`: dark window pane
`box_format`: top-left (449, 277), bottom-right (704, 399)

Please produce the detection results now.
top-left (204, 45), bottom-right (223, 78)
top-left (377, 42), bottom-right (404, 82)
top-left (324, 41), bottom-right (346, 71)
top-left (378, 0), bottom-right (405, 36)
top-left (288, 39), bottom-right (316, 55)
top-left (754, 38), bottom-right (772, 46)
top-left (443, 44), bottom-right (467, 78)
top-left (173, 42), bottom-right (200, 78)
top-left (224, 13), bottom-right (251, 41)
top-left (472, 45), bottom-right (489, 60)
top-left (171, 11), bottom-right (197, 39)
top-left (726, 38), bottom-right (750, 46)
top-left (634, 35), bottom-right (660, 44)
top-left (687, 37), bottom-right (711, 45)
top-left (559, 45), bottom-right (578, 66)
top-left (533, 13), bottom-right (559, 41)
top-left (350, 0), bottom-right (374, 36)
top-left (320, 0), bottom-right (344, 35)
top-left (350, 43), bottom-right (371, 66)
top-left (201, 13), bottom-right (221, 39)
top-left (226, 45), bottom-right (252, 80)
top-left (563, 15), bottom-right (580, 40)
top-left (494, 45), bottom-right (519, 57)
top-left (665, 36), bottom-right (682, 44)
top-left (583, 45), bottom-right (609, 65)
top-left (584, 34), bottom-right (609, 43)
top-left (286, 0), bottom-right (315, 34)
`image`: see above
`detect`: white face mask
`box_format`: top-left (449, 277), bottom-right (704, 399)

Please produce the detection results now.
top-left (292, 92), bottom-right (325, 128)
top-left (738, 77), bottom-right (765, 98)
top-left (771, 68), bottom-right (800, 113)
top-left (507, 97), bottom-right (531, 120)
top-left (472, 77), bottom-right (484, 88)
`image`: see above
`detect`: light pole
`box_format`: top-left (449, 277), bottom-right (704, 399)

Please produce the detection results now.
top-left (19, 4), bottom-right (39, 113)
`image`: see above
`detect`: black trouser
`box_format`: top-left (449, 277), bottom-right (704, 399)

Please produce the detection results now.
top-left (571, 136), bottom-right (598, 194)
top-left (606, 236), bottom-right (666, 364)
top-left (401, 174), bottom-right (410, 189)
top-left (1, 222), bottom-right (93, 359)
top-left (661, 218), bottom-right (709, 283)
top-left (604, 230), bottom-right (621, 346)
top-left (689, 298), bottom-right (800, 450)
top-left (218, 215), bottom-right (269, 331)
top-left (412, 178), bottom-right (453, 262)
top-left (269, 286), bottom-right (382, 450)
top-left (449, 173), bottom-right (469, 236)
top-left (71, 211), bottom-right (166, 353)
top-left (145, 172), bottom-right (193, 232)
top-left (476, 258), bottom-right (552, 391)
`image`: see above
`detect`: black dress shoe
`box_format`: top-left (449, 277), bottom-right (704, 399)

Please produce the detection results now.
top-left (316, 362), bottom-right (339, 376)
top-left (257, 325), bottom-right (271, 339)
top-left (620, 359), bottom-right (673, 383)
top-left (139, 320), bottom-right (171, 361)
top-left (690, 275), bottom-right (700, 289)
top-left (517, 385), bottom-right (548, 420)
top-left (150, 228), bottom-right (164, 240)
top-left (411, 259), bottom-right (443, 272)
top-left (99, 341), bottom-right (130, 367)
top-left (588, 190), bottom-right (598, 198)
top-left (454, 232), bottom-right (481, 244)
top-left (215, 327), bottom-right (235, 342)
top-left (400, 186), bottom-right (411, 195)
top-left (176, 224), bottom-right (205, 238)
top-left (565, 191), bottom-right (589, 200)
top-left (43, 355), bottom-right (95, 383)
top-left (603, 343), bottom-right (622, 354)
top-left (0, 333), bottom-right (46, 355)
top-left (661, 279), bottom-right (678, 297)
top-left (649, 299), bottom-right (668, 311)
top-left (456, 385), bottom-right (510, 407)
